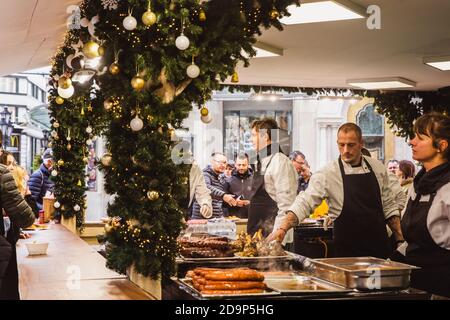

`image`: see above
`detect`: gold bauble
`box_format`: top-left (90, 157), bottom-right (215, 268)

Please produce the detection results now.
top-left (199, 8), bottom-right (206, 21)
top-left (57, 159), bottom-right (65, 166)
top-left (200, 107), bottom-right (209, 117)
top-left (231, 71), bottom-right (239, 83)
top-left (105, 224), bottom-right (112, 233)
top-left (147, 190), bottom-right (159, 201)
top-left (58, 76), bottom-right (72, 89)
top-left (83, 157), bottom-right (89, 163)
top-left (169, 2), bottom-right (177, 11)
top-left (104, 99), bottom-right (113, 110)
top-left (131, 76), bottom-right (145, 91)
top-left (97, 46), bottom-right (105, 56)
top-left (101, 153), bottom-right (112, 166)
top-left (67, 143), bottom-right (72, 151)
top-left (142, 10), bottom-right (157, 26)
top-left (77, 180), bottom-right (82, 186)
top-left (82, 41), bottom-right (100, 59)
top-left (269, 8), bottom-right (279, 19)
top-left (55, 96), bottom-right (64, 105)
top-left (109, 63), bottom-right (120, 75)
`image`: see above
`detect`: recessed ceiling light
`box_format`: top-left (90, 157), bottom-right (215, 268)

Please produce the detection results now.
top-left (424, 56), bottom-right (450, 71)
top-left (347, 77), bottom-right (416, 90)
top-left (280, 0), bottom-right (366, 25)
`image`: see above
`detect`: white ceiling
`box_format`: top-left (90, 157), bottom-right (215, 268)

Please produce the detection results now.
top-left (1, 0), bottom-right (450, 91)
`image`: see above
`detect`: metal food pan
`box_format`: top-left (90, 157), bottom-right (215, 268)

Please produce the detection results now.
top-left (264, 274), bottom-right (351, 294)
top-left (308, 257), bottom-right (420, 290)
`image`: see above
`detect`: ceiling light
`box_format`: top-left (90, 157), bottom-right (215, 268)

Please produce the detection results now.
top-left (424, 55), bottom-right (450, 71)
top-left (347, 77), bottom-right (416, 89)
top-left (280, 0), bottom-right (366, 25)
top-left (251, 92), bottom-right (284, 101)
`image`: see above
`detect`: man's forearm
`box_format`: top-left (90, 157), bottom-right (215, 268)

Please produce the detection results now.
top-left (278, 211), bottom-right (300, 231)
top-left (387, 215), bottom-right (404, 242)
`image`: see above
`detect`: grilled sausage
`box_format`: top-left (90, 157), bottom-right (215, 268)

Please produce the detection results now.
top-left (202, 281), bottom-right (266, 290)
top-left (201, 288), bottom-right (264, 295)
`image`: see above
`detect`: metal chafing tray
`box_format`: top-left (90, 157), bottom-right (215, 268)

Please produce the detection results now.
top-left (177, 251), bottom-right (294, 263)
top-left (308, 257), bottom-right (420, 290)
top-left (179, 278), bottom-right (281, 299)
top-left (264, 273), bottom-right (351, 294)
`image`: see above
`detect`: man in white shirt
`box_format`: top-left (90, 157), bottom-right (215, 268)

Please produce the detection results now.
top-left (269, 123), bottom-right (404, 258)
top-left (248, 118), bottom-right (297, 244)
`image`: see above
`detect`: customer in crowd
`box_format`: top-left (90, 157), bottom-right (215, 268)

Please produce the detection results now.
top-left (393, 112), bottom-right (450, 298)
top-left (0, 155), bottom-right (36, 299)
top-left (28, 148), bottom-right (54, 211)
top-left (191, 152), bottom-right (236, 219)
top-left (289, 151), bottom-right (308, 193)
top-left (395, 160), bottom-right (416, 195)
top-left (223, 153), bottom-right (253, 219)
top-left (386, 159), bottom-right (400, 175)
top-left (249, 118), bottom-right (297, 243)
top-left (270, 123), bottom-right (404, 258)
top-left (222, 160), bottom-right (235, 179)
top-left (298, 161), bottom-right (312, 192)
top-left (184, 163), bottom-right (212, 219)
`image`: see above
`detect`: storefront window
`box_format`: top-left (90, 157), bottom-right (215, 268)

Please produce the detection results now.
top-left (223, 110), bottom-right (292, 162)
top-left (357, 104), bottom-right (385, 161)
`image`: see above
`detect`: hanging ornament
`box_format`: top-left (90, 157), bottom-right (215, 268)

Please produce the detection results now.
top-left (142, 2), bottom-right (157, 26)
top-left (97, 46), bottom-right (105, 56)
top-left (57, 85), bottom-right (74, 98)
top-left (54, 201), bottom-right (61, 209)
top-left (80, 106), bottom-right (85, 116)
top-left (86, 139), bottom-right (93, 145)
top-left (147, 190), bottom-right (159, 201)
top-left (231, 71), bottom-right (239, 83)
top-left (92, 135), bottom-right (98, 141)
top-left (57, 159), bottom-right (64, 166)
top-left (169, 1), bottom-right (177, 11)
top-left (131, 76), bottom-right (145, 91)
top-left (200, 106), bottom-right (209, 117)
top-left (83, 157), bottom-right (89, 163)
top-left (201, 114), bottom-right (212, 124)
top-left (109, 62), bottom-right (120, 75)
top-left (67, 143), bottom-right (72, 151)
top-left (101, 0), bottom-right (119, 10)
top-left (199, 8), bottom-right (206, 21)
top-left (101, 153), bottom-right (113, 166)
top-left (58, 76), bottom-right (72, 89)
top-left (104, 98), bottom-right (113, 110)
top-left (86, 126), bottom-right (93, 134)
top-left (82, 40), bottom-right (100, 59)
top-left (130, 114), bottom-right (144, 132)
top-left (48, 142), bottom-right (53, 148)
top-left (51, 130), bottom-right (58, 138)
top-left (66, 137), bottom-right (71, 142)
top-left (187, 56), bottom-right (200, 78)
top-left (53, 121), bottom-right (60, 128)
top-left (175, 34), bottom-right (189, 50)
top-left (74, 204), bottom-right (81, 211)
top-left (77, 180), bottom-right (82, 186)
top-left (123, 10), bottom-right (137, 30)
top-left (269, 7), bottom-right (280, 20)
top-left (51, 170), bottom-right (58, 177)
top-left (55, 96), bottom-right (64, 105)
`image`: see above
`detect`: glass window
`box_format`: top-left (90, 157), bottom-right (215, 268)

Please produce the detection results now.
top-left (86, 143), bottom-right (97, 191)
top-left (0, 77), bottom-right (16, 93)
top-left (223, 110), bottom-right (292, 162)
top-left (18, 78), bottom-right (28, 94)
top-left (357, 104), bottom-right (385, 161)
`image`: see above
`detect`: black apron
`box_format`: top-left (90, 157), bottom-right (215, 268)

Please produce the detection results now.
top-left (334, 158), bottom-right (390, 258)
top-left (247, 154), bottom-right (278, 237)
top-left (402, 192), bottom-right (450, 297)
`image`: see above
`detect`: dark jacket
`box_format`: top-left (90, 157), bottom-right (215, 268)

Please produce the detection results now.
top-left (223, 168), bottom-right (253, 218)
top-left (28, 164), bottom-right (54, 208)
top-left (192, 165), bottom-right (226, 219)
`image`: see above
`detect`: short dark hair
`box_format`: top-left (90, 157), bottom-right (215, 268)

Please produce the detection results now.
top-left (235, 152), bottom-right (249, 161)
top-left (251, 118), bottom-right (278, 141)
top-left (413, 112), bottom-right (450, 160)
top-left (338, 123), bottom-right (362, 141)
top-left (289, 150), bottom-right (306, 161)
top-left (398, 160), bottom-right (415, 179)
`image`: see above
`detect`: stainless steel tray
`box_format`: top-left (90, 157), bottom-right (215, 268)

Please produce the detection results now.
top-left (179, 278), bottom-right (281, 299)
top-left (309, 257), bottom-right (420, 290)
top-left (178, 251), bottom-right (293, 263)
top-left (264, 274), bottom-right (351, 294)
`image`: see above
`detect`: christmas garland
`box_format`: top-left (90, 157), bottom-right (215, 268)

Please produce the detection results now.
top-left (49, 0), bottom-right (299, 278)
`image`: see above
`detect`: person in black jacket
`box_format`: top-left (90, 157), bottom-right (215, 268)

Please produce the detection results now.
top-left (223, 153), bottom-right (252, 218)
top-left (27, 148), bottom-right (54, 211)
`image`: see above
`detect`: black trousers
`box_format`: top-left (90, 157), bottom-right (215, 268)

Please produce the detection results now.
top-left (0, 228), bottom-right (20, 300)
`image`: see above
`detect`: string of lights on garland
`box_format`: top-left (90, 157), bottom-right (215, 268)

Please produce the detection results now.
top-left (48, 0), bottom-right (300, 279)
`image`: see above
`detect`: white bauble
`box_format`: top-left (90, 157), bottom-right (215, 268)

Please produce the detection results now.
top-left (175, 34), bottom-right (190, 50)
top-left (53, 121), bottom-right (60, 128)
top-left (130, 115), bottom-right (144, 131)
top-left (57, 85), bottom-right (74, 99)
top-left (86, 126), bottom-right (93, 134)
top-left (186, 64), bottom-right (200, 78)
top-left (74, 204), bottom-right (81, 211)
top-left (51, 170), bottom-right (58, 177)
top-left (86, 139), bottom-right (93, 145)
top-left (54, 201), bottom-right (61, 209)
top-left (123, 14), bottom-right (137, 30)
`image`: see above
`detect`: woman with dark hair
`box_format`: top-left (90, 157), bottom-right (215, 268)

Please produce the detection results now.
top-left (395, 160), bottom-right (416, 195)
top-left (395, 112), bottom-right (450, 297)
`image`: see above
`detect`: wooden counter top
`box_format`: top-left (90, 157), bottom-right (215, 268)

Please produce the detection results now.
top-left (17, 223), bottom-right (154, 300)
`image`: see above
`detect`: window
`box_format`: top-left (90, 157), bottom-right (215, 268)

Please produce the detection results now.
top-left (356, 103), bottom-right (385, 161)
top-left (86, 143), bottom-right (97, 191)
top-left (223, 109), bottom-right (292, 162)
top-left (0, 77), bottom-right (16, 93)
